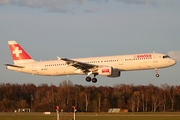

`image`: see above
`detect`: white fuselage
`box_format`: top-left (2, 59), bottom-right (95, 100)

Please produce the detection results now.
top-left (6, 53), bottom-right (176, 77)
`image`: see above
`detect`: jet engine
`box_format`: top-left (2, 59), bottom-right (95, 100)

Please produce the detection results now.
top-left (97, 66), bottom-right (112, 76)
top-left (107, 70), bottom-right (121, 77)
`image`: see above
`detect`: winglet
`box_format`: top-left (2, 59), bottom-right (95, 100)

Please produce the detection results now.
top-left (57, 56), bottom-right (61, 60)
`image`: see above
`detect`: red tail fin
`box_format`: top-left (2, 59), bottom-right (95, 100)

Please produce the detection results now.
top-left (8, 40), bottom-right (35, 64)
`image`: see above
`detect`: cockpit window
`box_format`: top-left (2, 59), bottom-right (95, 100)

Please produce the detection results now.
top-left (163, 55), bottom-right (170, 58)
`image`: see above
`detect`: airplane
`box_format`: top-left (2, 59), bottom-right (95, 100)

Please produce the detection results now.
top-left (5, 40), bottom-right (176, 83)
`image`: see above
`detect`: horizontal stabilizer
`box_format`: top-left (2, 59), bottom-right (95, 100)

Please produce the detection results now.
top-left (4, 64), bottom-right (24, 68)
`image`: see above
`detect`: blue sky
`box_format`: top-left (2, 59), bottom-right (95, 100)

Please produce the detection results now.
top-left (0, 0), bottom-right (180, 86)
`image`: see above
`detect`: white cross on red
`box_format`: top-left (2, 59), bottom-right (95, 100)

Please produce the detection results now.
top-left (12, 47), bottom-right (22, 57)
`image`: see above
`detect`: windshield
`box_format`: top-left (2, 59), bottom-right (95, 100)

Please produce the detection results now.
top-left (163, 55), bottom-right (170, 58)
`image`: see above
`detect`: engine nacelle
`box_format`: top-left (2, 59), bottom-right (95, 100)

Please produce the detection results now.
top-left (97, 67), bottom-right (112, 76)
top-left (108, 70), bottom-right (121, 78)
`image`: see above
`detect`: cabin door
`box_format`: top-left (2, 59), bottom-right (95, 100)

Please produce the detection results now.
top-left (32, 63), bottom-right (37, 74)
top-left (119, 58), bottom-right (123, 65)
top-left (153, 53), bottom-right (158, 63)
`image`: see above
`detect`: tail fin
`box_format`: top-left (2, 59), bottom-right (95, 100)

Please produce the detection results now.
top-left (8, 40), bottom-right (36, 64)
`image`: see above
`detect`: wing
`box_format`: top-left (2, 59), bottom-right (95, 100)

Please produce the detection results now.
top-left (60, 57), bottom-right (98, 73)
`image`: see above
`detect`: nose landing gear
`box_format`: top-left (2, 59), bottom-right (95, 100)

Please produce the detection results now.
top-left (155, 68), bottom-right (160, 78)
top-left (156, 74), bottom-right (160, 77)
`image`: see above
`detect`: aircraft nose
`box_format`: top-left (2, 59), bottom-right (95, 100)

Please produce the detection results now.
top-left (171, 59), bottom-right (177, 66)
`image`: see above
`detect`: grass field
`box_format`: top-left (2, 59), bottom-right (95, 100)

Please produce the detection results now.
top-left (0, 112), bottom-right (180, 120)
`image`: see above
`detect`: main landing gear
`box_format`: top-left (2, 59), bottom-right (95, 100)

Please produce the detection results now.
top-left (86, 76), bottom-right (91, 82)
top-left (155, 68), bottom-right (160, 78)
top-left (85, 74), bottom-right (97, 83)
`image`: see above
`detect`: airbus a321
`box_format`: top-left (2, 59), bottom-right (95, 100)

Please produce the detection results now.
top-left (5, 40), bottom-right (176, 83)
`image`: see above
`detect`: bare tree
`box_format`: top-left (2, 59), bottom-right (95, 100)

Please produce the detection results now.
top-left (151, 86), bottom-right (162, 112)
top-left (129, 91), bottom-right (141, 112)
top-left (167, 85), bottom-right (179, 111)
top-left (83, 87), bottom-right (91, 112)
top-left (129, 96), bottom-right (136, 112)
top-left (99, 86), bottom-right (111, 112)
top-left (97, 92), bottom-right (101, 112)
top-left (58, 80), bottom-right (74, 111)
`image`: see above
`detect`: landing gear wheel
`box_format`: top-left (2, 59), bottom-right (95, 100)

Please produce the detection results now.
top-left (86, 76), bottom-right (91, 82)
top-left (156, 74), bottom-right (159, 78)
top-left (155, 68), bottom-right (159, 78)
top-left (92, 78), bottom-right (97, 83)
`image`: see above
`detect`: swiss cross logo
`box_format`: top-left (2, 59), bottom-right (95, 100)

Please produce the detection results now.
top-left (102, 69), bottom-right (110, 73)
top-left (9, 42), bottom-right (32, 60)
top-left (12, 47), bottom-right (22, 57)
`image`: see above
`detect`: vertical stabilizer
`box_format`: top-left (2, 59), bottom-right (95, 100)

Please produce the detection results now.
top-left (8, 40), bottom-right (35, 64)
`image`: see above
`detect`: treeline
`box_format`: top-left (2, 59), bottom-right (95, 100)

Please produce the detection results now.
top-left (0, 80), bottom-right (180, 112)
